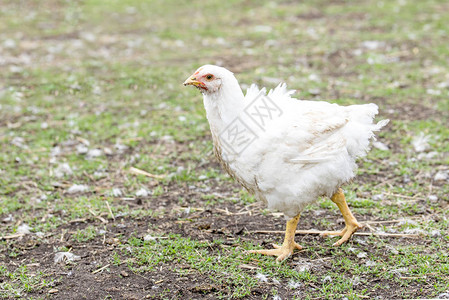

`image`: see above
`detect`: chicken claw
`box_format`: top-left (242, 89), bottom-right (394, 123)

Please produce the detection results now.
top-left (321, 223), bottom-right (363, 246)
top-left (249, 214), bottom-right (302, 262)
top-left (249, 242), bottom-right (302, 262)
top-left (321, 188), bottom-right (363, 246)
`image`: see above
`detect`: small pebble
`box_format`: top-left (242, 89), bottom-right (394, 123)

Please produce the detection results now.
top-left (255, 272), bottom-right (268, 283)
top-left (111, 188), bottom-right (123, 197)
top-left (373, 141), bottom-right (389, 150)
top-left (76, 144), bottom-right (88, 154)
top-left (120, 271), bottom-right (129, 277)
top-left (136, 188), bottom-right (149, 197)
top-left (144, 234), bottom-right (156, 241)
top-left (104, 147), bottom-right (113, 155)
top-left (428, 195), bottom-right (438, 201)
top-left (17, 224), bottom-right (32, 234)
top-left (67, 184), bottom-right (89, 194)
top-left (366, 260), bottom-right (376, 267)
top-left (372, 193), bottom-right (384, 201)
top-left (87, 148), bottom-right (102, 158)
top-left (434, 171), bottom-right (448, 181)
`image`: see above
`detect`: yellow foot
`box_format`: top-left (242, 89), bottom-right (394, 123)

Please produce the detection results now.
top-left (321, 222), bottom-right (363, 246)
top-left (249, 242), bottom-right (302, 262)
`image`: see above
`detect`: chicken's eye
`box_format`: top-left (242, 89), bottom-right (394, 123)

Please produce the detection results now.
top-left (205, 74), bottom-right (214, 80)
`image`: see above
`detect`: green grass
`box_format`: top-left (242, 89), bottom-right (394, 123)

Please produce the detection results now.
top-left (125, 235), bottom-right (313, 298)
top-left (123, 234), bottom-right (449, 299)
top-left (0, 0), bottom-right (448, 299)
top-left (72, 225), bottom-right (98, 242)
top-left (0, 265), bottom-right (56, 298)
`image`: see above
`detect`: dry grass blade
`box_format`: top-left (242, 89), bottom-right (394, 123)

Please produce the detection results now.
top-left (248, 230), bottom-right (421, 238)
top-left (238, 264), bottom-right (260, 270)
top-left (105, 200), bottom-right (115, 221)
top-left (129, 167), bottom-right (165, 179)
top-left (92, 264), bottom-right (110, 274)
top-left (1, 233), bottom-right (25, 240)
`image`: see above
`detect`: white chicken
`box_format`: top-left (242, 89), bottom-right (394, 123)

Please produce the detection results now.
top-left (184, 65), bottom-right (389, 262)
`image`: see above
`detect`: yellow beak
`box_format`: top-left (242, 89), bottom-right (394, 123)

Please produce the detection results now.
top-left (183, 76), bottom-right (207, 90)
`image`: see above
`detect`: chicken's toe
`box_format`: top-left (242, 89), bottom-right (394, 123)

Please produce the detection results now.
top-left (319, 230), bottom-right (345, 238)
top-left (332, 223), bottom-right (363, 246)
top-left (249, 242), bottom-right (302, 262)
top-left (276, 252), bottom-right (290, 262)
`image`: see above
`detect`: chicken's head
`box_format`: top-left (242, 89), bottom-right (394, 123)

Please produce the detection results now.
top-left (184, 65), bottom-right (232, 94)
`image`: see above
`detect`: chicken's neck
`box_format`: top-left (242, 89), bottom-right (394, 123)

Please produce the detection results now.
top-left (202, 82), bottom-right (245, 136)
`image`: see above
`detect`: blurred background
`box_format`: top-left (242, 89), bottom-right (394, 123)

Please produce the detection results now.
top-left (1, 0), bottom-right (448, 299)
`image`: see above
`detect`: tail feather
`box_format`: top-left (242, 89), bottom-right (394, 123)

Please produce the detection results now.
top-left (374, 119), bottom-right (390, 131)
top-left (343, 104), bottom-right (389, 158)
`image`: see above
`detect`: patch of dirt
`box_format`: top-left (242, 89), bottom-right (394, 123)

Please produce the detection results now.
top-left (2, 180), bottom-right (436, 300)
top-left (1, 129), bottom-right (445, 299)
top-left (387, 102), bottom-right (446, 121)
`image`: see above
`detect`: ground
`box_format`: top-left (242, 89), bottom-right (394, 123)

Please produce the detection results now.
top-left (0, 0), bottom-right (448, 299)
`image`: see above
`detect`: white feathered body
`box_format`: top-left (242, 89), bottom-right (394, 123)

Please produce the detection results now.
top-left (202, 73), bottom-right (388, 218)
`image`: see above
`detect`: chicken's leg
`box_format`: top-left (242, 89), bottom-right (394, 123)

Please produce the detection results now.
top-left (248, 213), bottom-right (302, 262)
top-left (322, 188), bottom-right (362, 246)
